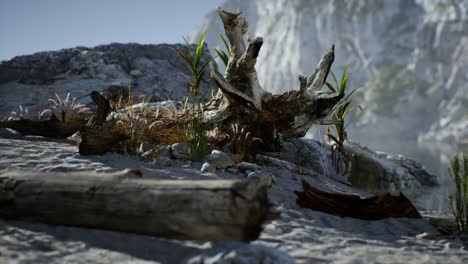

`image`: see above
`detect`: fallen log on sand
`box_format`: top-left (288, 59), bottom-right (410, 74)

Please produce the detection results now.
top-left (295, 179), bottom-right (421, 220)
top-left (0, 114), bottom-right (83, 139)
top-left (0, 170), bottom-right (269, 241)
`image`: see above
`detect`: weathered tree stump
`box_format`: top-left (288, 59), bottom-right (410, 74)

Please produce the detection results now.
top-left (0, 170), bottom-right (269, 241)
top-left (295, 179), bottom-right (421, 220)
top-left (200, 8), bottom-right (343, 151)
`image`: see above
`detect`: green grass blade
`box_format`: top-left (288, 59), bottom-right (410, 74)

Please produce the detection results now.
top-left (330, 70), bottom-right (339, 88)
top-left (214, 48), bottom-right (229, 66)
top-left (181, 36), bottom-right (193, 55)
top-left (195, 29), bottom-right (206, 68)
top-left (218, 33), bottom-right (230, 53)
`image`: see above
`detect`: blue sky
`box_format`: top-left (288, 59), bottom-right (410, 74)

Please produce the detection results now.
top-left (0, 0), bottom-right (223, 61)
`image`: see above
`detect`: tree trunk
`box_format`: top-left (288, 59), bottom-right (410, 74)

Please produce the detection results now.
top-left (295, 179), bottom-right (421, 220)
top-left (202, 8), bottom-right (343, 151)
top-left (78, 91), bottom-right (129, 155)
top-left (0, 170), bottom-right (269, 241)
top-left (0, 114), bottom-right (83, 139)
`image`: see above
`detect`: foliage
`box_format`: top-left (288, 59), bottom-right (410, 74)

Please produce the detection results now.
top-left (325, 64), bottom-right (362, 176)
top-left (176, 29), bottom-right (211, 102)
top-left (109, 87), bottom-right (184, 153)
top-left (183, 110), bottom-right (209, 161)
top-left (46, 92), bottom-right (91, 121)
top-left (448, 152), bottom-right (468, 233)
top-left (176, 30), bottom-right (212, 160)
top-left (8, 105), bottom-right (35, 121)
top-left (227, 123), bottom-right (262, 162)
top-left (213, 33), bottom-right (230, 67)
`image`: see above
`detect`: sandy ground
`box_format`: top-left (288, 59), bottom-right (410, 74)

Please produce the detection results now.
top-left (1, 136), bottom-right (468, 263)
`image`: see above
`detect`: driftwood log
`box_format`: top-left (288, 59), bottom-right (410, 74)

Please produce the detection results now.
top-left (200, 8), bottom-right (343, 151)
top-left (0, 170), bottom-right (269, 241)
top-left (295, 179), bottom-right (421, 220)
top-left (0, 114), bottom-right (83, 139)
top-left (78, 91), bottom-right (129, 155)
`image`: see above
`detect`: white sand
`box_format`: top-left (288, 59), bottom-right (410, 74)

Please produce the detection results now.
top-left (0, 136), bottom-right (467, 263)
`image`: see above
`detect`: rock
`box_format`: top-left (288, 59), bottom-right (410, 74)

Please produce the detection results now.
top-left (247, 171), bottom-right (273, 187)
top-left (0, 128), bottom-right (23, 139)
top-left (201, 162), bottom-right (216, 173)
top-left (153, 156), bottom-right (174, 167)
top-left (206, 150), bottom-right (234, 169)
top-left (156, 145), bottom-right (171, 158)
top-left (0, 43), bottom-right (212, 116)
top-left (344, 141), bottom-right (439, 193)
top-left (238, 162), bottom-right (262, 172)
top-left (171, 143), bottom-right (191, 160)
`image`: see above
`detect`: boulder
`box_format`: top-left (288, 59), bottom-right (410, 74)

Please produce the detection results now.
top-left (206, 150), bottom-right (234, 169)
top-left (344, 141), bottom-right (439, 193)
top-left (0, 43), bottom-right (212, 115)
top-left (171, 143), bottom-right (191, 160)
top-left (247, 171), bottom-right (273, 187)
top-left (238, 162), bottom-right (262, 172)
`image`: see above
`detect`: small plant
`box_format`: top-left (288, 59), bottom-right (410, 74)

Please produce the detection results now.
top-left (325, 64), bottom-right (362, 175)
top-left (176, 30), bottom-right (212, 102)
top-left (176, 30), bottom-right (212, 160)
top-left (8, 105), bottom-right (33, 120)
top-left (448, 152), bottom-right (468, 233)
top-left (227, 123), bottom-right (262, 162)
top-left (47, 92), bottom-right (91, 121)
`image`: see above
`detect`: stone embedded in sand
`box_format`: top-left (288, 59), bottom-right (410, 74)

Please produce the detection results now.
top-left (238, 162), bottom-right (262, 172)
top-left (153, 156), bottom-right (174, 167)
top-left (247, 171), bottom-right (273, 187)
top-left (206, 150), bottom-right (234, 169)
top-left (157, 145), bottom-right (171, 158)
top-left (201, 162), bottom-right (216, 173)
top-left (171, 143), bottom-right (191, 160)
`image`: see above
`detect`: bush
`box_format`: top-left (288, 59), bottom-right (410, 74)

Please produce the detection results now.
top-left (176, 30), bottom-right (212, 160)
top-left (325, 64), bottom-right (362, 175)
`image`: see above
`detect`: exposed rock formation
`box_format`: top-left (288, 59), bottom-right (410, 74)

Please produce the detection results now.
top-left (0, 43), bottom-right (212, 116)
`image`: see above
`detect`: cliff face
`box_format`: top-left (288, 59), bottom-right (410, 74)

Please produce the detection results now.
top-left (191, 0), bottom-right (468, 145)
top-left (0, 43), bottom-right (211, 116)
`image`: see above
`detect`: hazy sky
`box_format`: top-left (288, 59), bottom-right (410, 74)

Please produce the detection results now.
top-left (0, 0), bottom-right (223, 61)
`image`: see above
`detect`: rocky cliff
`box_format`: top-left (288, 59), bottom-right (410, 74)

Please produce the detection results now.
top-left (190, 0), bottom-right (468, 146)
top-left (0, 43), bottom-right (211, 117)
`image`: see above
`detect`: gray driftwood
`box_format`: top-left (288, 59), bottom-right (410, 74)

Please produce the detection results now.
top-left (0, 170), bottom-right (269, 241)
top-left (0, 114), bottom-right (83, 139)
top-left (200, 8), bottom-right (343, 151)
